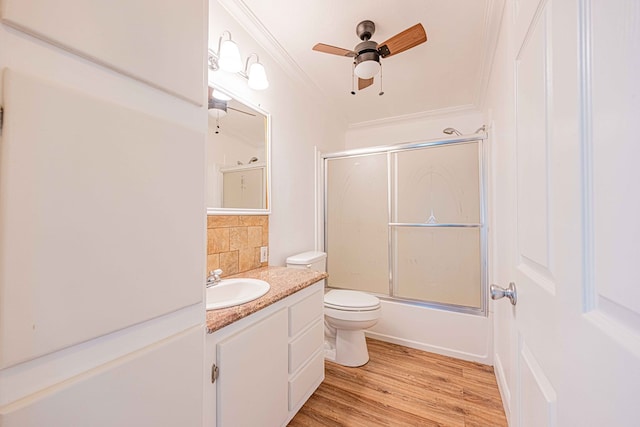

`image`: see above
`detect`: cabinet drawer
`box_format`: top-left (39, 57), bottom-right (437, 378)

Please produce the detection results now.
top-left (289, 288), bottom-right (323, 337)
top-left (289, 319), bottom-right (324, 374)
top-left (288, 350), bottom-right (324, 411)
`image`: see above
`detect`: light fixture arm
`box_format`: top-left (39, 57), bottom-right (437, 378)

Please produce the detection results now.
top-left (208, 48), bottom-right (219, 71)
top-left (217, 31), bottom-right (232, 55)
top-left (239, 53), bottom-right (260, 79)
top-left (208, 31), bottom-right (235, 71)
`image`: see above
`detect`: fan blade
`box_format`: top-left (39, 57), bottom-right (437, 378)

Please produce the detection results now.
top-left (377, 23), bottom-right (427, 58)
top-left (358, 78), bottom-right (374, 90)
top-left (313, 43), bottom-right (356, 57)
top-left (228, 106), bottom-right (256, 116)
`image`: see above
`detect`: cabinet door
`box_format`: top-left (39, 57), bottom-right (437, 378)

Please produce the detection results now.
top-left (1, 0), bottom-right (205, 104)
top-left (0, 69), bottom-right (204, 369)
top-left (217, 308), bottom-right (288, 427)
top-left (0, 327), bottom-right (203, 427)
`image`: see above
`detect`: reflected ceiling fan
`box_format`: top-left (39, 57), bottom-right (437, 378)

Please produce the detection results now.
top-left (208, 87), bottom-right (256, 134)
top-left (312, 20), bottom-right (427, 94)
top-left (207, 87), bottom-right (256, 118)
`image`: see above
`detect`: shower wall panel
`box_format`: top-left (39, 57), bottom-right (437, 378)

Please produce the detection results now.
top-left (325, 154), bottom-right (389, 294)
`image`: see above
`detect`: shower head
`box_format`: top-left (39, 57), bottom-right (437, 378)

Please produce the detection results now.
top-left (443, 127), bottom-right (462, 136)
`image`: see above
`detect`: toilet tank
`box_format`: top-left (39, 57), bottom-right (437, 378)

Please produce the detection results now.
top-left (286, 251), bottom-right (327, 272)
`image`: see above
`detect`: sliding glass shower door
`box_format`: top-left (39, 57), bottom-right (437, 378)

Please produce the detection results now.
top-left (324, 139), bottom-right (486, 314)
top-left (325, 153), bottom-right (389, 295)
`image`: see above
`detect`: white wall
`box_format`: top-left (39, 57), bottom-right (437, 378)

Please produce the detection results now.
top-left (209, 1), bottom-right (346, 265)
top-left (345, 109), bottom-right (484, 149)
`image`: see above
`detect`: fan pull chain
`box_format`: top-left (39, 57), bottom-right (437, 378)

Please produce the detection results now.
top-left (379, 63), bottom-right (384, 96)
top-left (351, 62), bottom-right (356, 95)
top-left (215, 115), bottom-right (220, 134)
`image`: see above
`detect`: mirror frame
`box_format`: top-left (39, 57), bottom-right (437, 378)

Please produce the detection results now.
top-left (206, 84), bottom-right (271, 215)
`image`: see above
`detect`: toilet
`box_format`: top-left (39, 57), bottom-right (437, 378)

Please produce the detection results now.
top-left (286, 251), bottom-right (381, 367)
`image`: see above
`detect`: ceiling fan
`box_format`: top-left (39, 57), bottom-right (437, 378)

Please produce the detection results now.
top-left (208, 87), bottom-right (256, 134)
top-left (312, 20), bottom-right (427, 93)
top-left (207, 87), bottom-right (256, 118)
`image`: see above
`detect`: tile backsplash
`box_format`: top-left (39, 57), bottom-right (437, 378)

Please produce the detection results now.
top-left (207, 215), bottom-right (268, 276)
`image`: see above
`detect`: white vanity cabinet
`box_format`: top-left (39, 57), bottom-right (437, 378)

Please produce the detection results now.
top-left (205, 281), bottom-right (325, 427)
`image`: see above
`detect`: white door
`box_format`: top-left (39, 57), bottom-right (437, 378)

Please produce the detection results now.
top-left (491, 0), bottom-right (640, 425)
top-left (0, 0), bottom-right (207, 424)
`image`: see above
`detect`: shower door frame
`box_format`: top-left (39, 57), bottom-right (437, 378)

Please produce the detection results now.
top-left (322, 134), bottom-right (489, 316)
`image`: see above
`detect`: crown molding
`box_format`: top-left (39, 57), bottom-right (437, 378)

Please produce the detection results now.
top-left (348, 104), bottom-right (480, 129)
top-left (216, 0), bottom-right (335, 113)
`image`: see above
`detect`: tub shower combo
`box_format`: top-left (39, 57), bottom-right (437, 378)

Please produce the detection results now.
top-left (323, 131), bottom-right (487, 316)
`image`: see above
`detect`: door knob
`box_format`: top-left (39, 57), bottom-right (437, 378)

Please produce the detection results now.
top-left (490, 282), bottom-right (517, 306)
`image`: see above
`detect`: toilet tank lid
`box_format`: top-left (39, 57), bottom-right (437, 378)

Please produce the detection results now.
top-left (286, 251), bottom-right (327, 265)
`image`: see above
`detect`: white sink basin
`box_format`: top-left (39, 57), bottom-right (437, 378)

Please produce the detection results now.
top-left (206, 278), bottom-right (270, 310)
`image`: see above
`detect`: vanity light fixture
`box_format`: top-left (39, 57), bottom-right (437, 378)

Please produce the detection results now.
top-left (212, 31), bottom-right (243, 73)
top-left (208, 32), bottom-right (269, 91)
top-left (244, 54), bottom-right (269, 90)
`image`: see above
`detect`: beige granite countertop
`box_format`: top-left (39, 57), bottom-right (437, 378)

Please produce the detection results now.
top-left (206, 266), bottom-right (327, 333)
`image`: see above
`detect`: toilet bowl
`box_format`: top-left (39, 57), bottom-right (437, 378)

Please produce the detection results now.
top-left (324, 289), bottom-right (381, 367)
top-left (285, 251), bottom-right (382, 367)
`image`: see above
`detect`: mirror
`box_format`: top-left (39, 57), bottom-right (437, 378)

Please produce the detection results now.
top-left (206, 85), bottom-right (271, 214)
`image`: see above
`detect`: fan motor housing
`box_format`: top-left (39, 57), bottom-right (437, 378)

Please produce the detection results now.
top-left (209, 98), bottom-right (228, 113)
top-left (354, 40), bottom-right (380, 65)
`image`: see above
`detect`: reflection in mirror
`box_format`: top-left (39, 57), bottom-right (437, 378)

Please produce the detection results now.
top-left (207, 86), bottom-right (270, 214)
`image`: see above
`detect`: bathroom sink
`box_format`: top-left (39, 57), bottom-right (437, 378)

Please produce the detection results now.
top-left (206, 278), bottom-right (270, 310)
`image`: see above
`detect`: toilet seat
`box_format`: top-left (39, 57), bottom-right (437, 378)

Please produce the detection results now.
top-left (324, 289), bottom-right (380, 311)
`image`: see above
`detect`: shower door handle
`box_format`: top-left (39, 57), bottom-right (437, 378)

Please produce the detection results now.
top-left (490, 282), bottom-right (517, 306)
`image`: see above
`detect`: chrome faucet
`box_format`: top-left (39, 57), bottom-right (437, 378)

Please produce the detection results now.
top-left (206, 269), bottom-right (223, 287)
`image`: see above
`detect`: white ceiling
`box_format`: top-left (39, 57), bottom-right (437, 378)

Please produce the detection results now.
top-left (220, 0), bottom-right (500, 126)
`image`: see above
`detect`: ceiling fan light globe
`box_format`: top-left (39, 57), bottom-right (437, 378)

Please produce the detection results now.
top-left (354, 59), bottom-right (380, 79)
top-left (209, 108), bottom-right (227, 119)
top-left (248, 62), bottom-right (269, 90)
top-left (218, 40), bottom-right (243, 73)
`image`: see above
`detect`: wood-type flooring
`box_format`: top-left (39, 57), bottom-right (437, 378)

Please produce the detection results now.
top-left (289, 338), bottom-right (508, 427)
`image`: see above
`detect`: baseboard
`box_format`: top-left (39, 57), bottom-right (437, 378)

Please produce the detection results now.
top-left (493, 351), bottom-right (511, 424)
top-left (365, 331), bottom-right (491, 365)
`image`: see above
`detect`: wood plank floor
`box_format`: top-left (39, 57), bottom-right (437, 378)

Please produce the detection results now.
top-left (289, 338), bottom-right (508, 427)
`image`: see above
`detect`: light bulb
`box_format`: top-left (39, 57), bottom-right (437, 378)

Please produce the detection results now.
top-left (218, 39), bottom-right (242, 73)
top-left (248, 62), bottom-right (269, 90)
top-left (354, 60), bottom-right (381, 79)
top-left (208, 107), bottom-right (227, 119)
